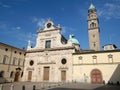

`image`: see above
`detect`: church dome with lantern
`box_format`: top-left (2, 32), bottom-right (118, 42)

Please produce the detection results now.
top-left (69, 35), bottom-right (80, 45)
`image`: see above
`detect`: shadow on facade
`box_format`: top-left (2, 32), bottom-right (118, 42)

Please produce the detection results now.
top-left (94, 64), bottom-right (120, 90)
top-left (107, 64), bottom-right (120, 85)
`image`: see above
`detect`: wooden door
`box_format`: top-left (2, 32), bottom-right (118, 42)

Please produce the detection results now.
top-left (43, 67), bottom-right (50, 81)
top-left (14, 72), bottom-right (20, 82)
top-left (61, 71), bottom-right (66, 81)
top-left (28, 71), bottom-right (32, 81)
top-left (91, 69), bottom-right (102, 84)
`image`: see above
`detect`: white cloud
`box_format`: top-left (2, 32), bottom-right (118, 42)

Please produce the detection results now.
top-left (37, 18), bottom-right (46, 29)
top-left (32, 17), bottom-right (38, 22)
top-left (98, 2), bottom-right (120, 19)
top-left (12, 26), bottom-right (21, 30)
top-left (16, 26), bottom-right (21, 30)
top-left (14, 31), bottom-right (37, 47)
top-left (26, 33), bottom-right (37, 42)
top-left (32, 17), bottom-right (46, 29)
top-left (2, 4), bottom-right (11, 8)
top-left (62, 26), bottom-right (75, 35)
top-left (62, 26), bottom-right (67, 34)
top-left (0, 2), bottom-right (11, 8)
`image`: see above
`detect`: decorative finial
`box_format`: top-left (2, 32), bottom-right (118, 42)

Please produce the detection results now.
top-left (69, 34), bottom-right (74, 39)
top-left (69, 35), bottom-right (72, 39)
top-left (27, 40), bottom-right (31, 50)
top-left (28, 40), bottom-right (31, 46)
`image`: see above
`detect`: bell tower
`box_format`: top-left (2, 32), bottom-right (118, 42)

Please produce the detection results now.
top-left (88, 3), bottom-right (100, 51)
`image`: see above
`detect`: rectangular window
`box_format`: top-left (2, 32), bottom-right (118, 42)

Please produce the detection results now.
top-left (18, 58), bottom-right (21, 66)
top-left (45, 40), bottom-right (51, 48)
top-left (12, 57), bottom-right (17, 65)
top-left (3, 55), bottom-right (8, 64)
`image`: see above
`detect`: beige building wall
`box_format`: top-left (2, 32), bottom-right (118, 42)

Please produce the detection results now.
top-left (23, 49), bottom-right (74, 82)
top-left (0, 42), bottom-right (25, 83)
top-left (73, 50), bottom-right (120, 84)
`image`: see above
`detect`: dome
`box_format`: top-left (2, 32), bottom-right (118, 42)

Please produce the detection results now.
top-left (71, 38), bottom-right (80, 45)
top-left (69, 35), bottom-right (80, 45)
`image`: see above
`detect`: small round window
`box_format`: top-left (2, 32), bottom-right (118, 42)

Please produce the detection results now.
top-left (61, 58), bottom-right (67, 64)
top-left (29, 60), bottom-right (34, 66)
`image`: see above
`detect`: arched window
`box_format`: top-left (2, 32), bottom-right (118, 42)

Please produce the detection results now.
top-left (10, 71), bottom-right (14, 78)
top-left (0, 71), bottom-right (4, 77)
top-left (3, 55), bottom-right (8, 64)
top-left (91, 22), bottom-right (95, 28)
top-left (90, 22), bottom-right (96, 28)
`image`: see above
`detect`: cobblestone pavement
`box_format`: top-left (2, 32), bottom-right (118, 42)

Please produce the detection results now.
top-left (0, 82), bottom-right (120, 90)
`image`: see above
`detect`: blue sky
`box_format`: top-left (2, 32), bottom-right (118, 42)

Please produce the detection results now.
top-left (0, 0), bottom-right (120, 50)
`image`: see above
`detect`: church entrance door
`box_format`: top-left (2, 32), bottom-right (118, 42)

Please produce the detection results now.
top-left (61, 71), bottom-right (66, 81)
top-left (28, 71), bottom-right (32, 81)
top-left (91, 69), bottom-right (102, 84)
top-left (43, 67), bottom-right (50, 81)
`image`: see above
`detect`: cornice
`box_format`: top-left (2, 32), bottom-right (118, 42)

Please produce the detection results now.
top-left (73, 49), bottom-right (120, 55)
top-left (37, 28), bottom-right (61, 33)
top-left (26, 46), bottom-right (75, 53)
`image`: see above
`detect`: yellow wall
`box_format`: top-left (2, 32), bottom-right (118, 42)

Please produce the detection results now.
top-left (0, 42), bottom-right (25, 83)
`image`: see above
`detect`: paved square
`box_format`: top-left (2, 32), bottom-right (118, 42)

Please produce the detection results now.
top-left (1, 82), bottom-right (120, 90)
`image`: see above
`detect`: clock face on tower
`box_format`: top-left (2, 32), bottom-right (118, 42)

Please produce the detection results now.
top-left (47, 23), bottom-right (52, 28)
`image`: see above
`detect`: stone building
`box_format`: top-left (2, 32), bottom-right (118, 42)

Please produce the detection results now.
top-left (0, 42), bottom-right (25, 83)
top-left (22, 20), bottom-right (80, 82)
top-left (22, 3), bottom-right (120, 84)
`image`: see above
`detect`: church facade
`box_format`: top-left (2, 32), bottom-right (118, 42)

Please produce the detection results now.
top-left (22, 3), bottom-right (120, 84)
top-left (22, 20), bottom-right (80, 82)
